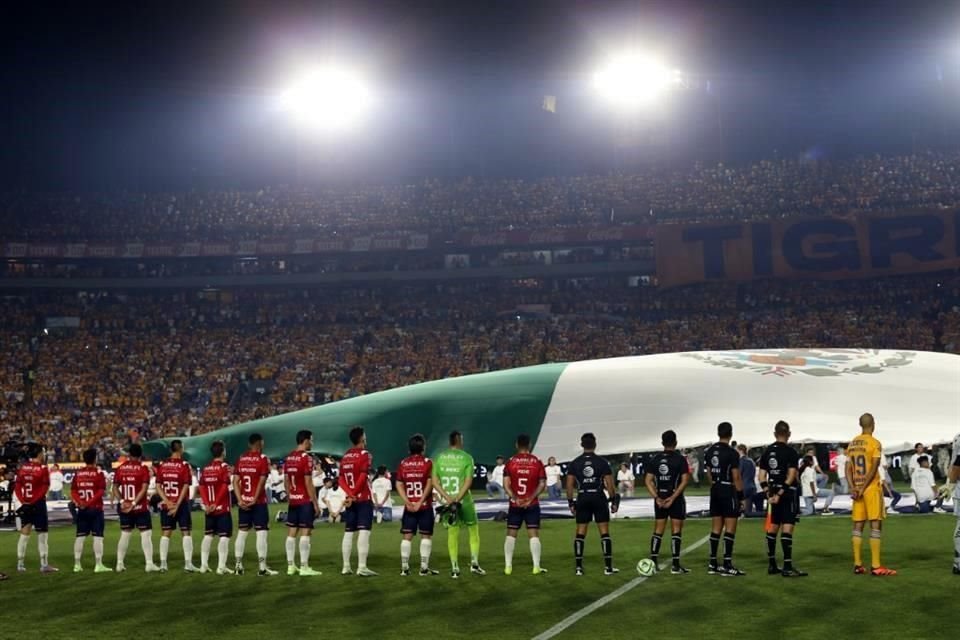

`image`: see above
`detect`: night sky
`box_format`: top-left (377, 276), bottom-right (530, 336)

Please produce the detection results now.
top-left (2, 0), bottom-right (959, 189)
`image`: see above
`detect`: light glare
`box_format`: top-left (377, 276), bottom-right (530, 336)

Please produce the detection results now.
top-left (593, 53), bottom-right (680, 109)
top-left (278, 67), bottom-right (372, 131)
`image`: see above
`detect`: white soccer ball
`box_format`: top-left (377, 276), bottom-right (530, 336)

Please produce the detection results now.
top-left (636, 558), bottom-right (657, 576)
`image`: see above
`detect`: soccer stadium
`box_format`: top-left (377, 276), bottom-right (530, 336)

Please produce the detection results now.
top-left (2, 2), bottom-right (960, 639)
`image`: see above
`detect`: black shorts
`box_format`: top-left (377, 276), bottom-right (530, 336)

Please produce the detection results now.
top-left (238, 503), bottom-right (269, 531)
top-left (654, 496), bottom-right (686, 521)
top-left (507, 504), bottom-right (541, 530)
top-left (575, 494), bottom-right (610, 524)
top-left (204, 512), bottom-right (233, 537)
top-left (343, 501), bottom-right (374, 532)
top-left (18, 500), bottom-right (49, 533)
top-left (770, 490), bottom-right (799, 526)
top-left (285, 503), bottom-right (315, 529)
top-left (119, 510), bottom-right (152, 531)
top-left (76, 508), bottom-right (105, 537)
top-left (400, 507), bottom-right (435, 536)
top-left (160, 503), bottom-right (192, 531)
top-left (709, 487), bottom-right (740, 518)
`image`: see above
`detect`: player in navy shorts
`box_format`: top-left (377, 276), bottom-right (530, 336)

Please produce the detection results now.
top-left (401, 507), bottom-right (434, 537)
top-left (396, 434), bottom-right (439, 576)
top-left (238, 503), bottom-right (269, 530)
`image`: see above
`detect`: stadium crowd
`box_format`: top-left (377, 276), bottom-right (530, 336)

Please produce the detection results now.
top-left (1, 271), bottom-right (958, 463)
top-left (3, 151), bottom-right (960, 241)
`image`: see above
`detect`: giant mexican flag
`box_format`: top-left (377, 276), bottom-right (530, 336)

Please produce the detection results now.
top-left (143, 349), bottom-right (960, 468)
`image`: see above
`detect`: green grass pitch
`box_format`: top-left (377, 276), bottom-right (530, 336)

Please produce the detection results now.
top-left (4, 508), bottom-right (957, 640)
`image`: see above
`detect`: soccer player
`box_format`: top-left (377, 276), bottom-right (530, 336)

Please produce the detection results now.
top-left (233, 432), bottom-right (277, 576)
top-left (339, 425), bottom-right (378, 577)
top-left (644, 429), bottom-right (691, 574)
top-left (284, 430), bottom-right (322, 576)
top-left (704, 422), bottom-right (744, 576)
top-left (14, 442), bottom-right (57, 573)
top-left (949, 431), bottom-right (959, 575)
top-left (111, 443), bottom-right (159, 572)
top-left (503, 434), bottom-right (547, 575)
top-left (758, 420), bottom-right (806, 577)
top-left (71, 448), bottom-right (111, 573)
top-left (199, 440), bottom-right (234, 575)
top-left (566, 432), bottom-right (619, 576)
top-left (154, 439), bottom-right (197, 572)
top-left (846, 413), bottom-right (896, 576)
top-left (433, 430), bottom-right (485, 579)
top-left (396, 433), bottom-right (439, 576)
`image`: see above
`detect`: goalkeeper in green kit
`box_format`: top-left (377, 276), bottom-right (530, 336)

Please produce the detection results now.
top-left (432, 430), bottom-right (486, 579)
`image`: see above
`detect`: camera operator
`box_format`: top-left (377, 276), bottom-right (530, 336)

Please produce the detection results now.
top-left (15, 443), bottom-right (58, 573)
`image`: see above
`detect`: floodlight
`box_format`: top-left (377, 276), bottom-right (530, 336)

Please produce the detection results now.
top-left (592, 53), bottom-right (681, 109)
top-left (277, 66), bottom-right (373, 132)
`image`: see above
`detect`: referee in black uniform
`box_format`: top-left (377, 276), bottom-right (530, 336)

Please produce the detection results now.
top-left (758, 420), bottom-right (807, 577)
top-left (644, 429), bottom-right (691, 574)
top-left (704, 422), bottom-right (745, 576)
top-left (566, 433), bottom-right (619, 576)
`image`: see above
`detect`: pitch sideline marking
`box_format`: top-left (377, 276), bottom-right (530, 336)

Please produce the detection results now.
top-left (530, 533), bottom-right (711, 640)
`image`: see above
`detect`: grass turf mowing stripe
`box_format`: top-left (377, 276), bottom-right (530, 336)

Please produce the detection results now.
top-left (530, 533), bottom-right (711, 640)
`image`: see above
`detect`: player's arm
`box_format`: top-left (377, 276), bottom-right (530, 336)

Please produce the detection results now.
top-left (431, 469), bottom-right (452, 503)
top-left (132, 473), bottom-right (148, 507)
top-left (503, 473), bottom-right (514, 502)
top-left (250, 473), bottom-right (267, 505)
top-left (452, 467), bottom-right (473, 503)
top-left (231, 473), bottom-right (243, 507)
top-left (671, 471), bottom-right (691, 504)
top-left (644, 472), bottom-right (658, 500)
top-left (70, 480), bottom-right (85, 508)
top-left (396, 477), bottom-right (410, 509)
top-left (110, 478), bottom-right (120, 505)
top-left (305, 472), bottom-right (320, 511)
top-left (90, 474), bottom-right (106, 507)
top-left (845, 460), bottom-right (858, 498)
top-left (732, 466), bottom-right (743, 492)
top-left (603, 472), bottom-right (620, 514)
top-left (156, 472), bottom-right (170, 505)
top-left (860, 454), bottom-right (881, 494)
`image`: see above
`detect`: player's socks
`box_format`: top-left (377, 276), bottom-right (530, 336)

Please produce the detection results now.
top-left (530, 537), bottom-right (542, 571)
top-left (341, 531), bottom-right (354, 572)
top-left (299, 535), bottom-right (312, 569)
top-left (217, 536), bottom-right (230, 571)
top-left (504, 535), bottom-right (516, 571)
top-left (708, 532), bottom-right (721, 568)
top-left (766, 533), bottom-right (778, 568)
top-left (574, 533), bottom-right (585, 570)
top-left (869, 529), bottom-right (882, 569)
top-left (256, 530), bottom-right (269, 571)
top-left (235, 529), bottom-right (248, 563)
top-left (140, 530), bottom-right (155, 566)
top-left (671, 534), bottom-right (682, 569)
top-left (780, 533), bottom-right (793, 571)
top-left (400, 539), bottom-right (412, 570)
top-left (419, 538), bottom-right (432, 569)
top-left (201, 534), bottom-right (213, 570)
top-left (722, 532), bottom-right (736, 569)
top-left (285, 536), bottom-right (297, 567)
top-left (357, 530), bottom-right (371, 570)
top-left (117, 530), bottom-right (132, 568)
top-left (600, 534), bottom-right (613, 571)
top-left (448, 527), bottom-right (460, 571)
top-left (468, 524), bottom-right (480, 565)
top-left (17, 534), bottom-right (28, 569)
top-left (38, 532), bottom-right (49, 567)
top-left (650, 533), bottom-right (663, 565)
top-left (93, 536), bottom-right (105, 566)
top-left (852, 529), bottom-right (863, 567)
top-left (183, 536), bottom-right (195, 569)
top-left (954, 519), bottom-right (960, 571)
top-left (74, 536), bottom-right (85, 565)
top-left (159, 536), bottom-right (170, 568)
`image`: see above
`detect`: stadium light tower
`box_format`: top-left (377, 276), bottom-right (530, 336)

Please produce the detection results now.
top-left (277, 65), bottom-right (373, 132)
top-left (592, 52), bottom-right (684, 110)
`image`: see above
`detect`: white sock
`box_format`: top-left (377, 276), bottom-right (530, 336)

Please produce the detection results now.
top-left (357, 530), bottom-right (371, 570)
top-left (285, 536), bottom-right (296, 566)
top-left (235, 530), bottom-right (249, 562)
top-left (256, 530), bottom-right (269, 570)
top-left (17, 534), bottom-right (28, 566)
top-left (341, 531), bottom-right (355, 570)
top-left (400, 539), bottom-right (412, 569)
top-left (159, 536), bottom-right (170, 565)
top-left (201, 535), bottom-right (213, 569)
top-left (38, 532), bottom-right (49, 566)
top-left (420, 538), bottom-right (433, 569)
top-left (140, 530), bottom-right (154, 566)
top-left (299, 536), bottom-right (311, 568)
top-left (530, 537), bottom-right (542, 570)
top-left (117, 531), bottom-right (132, 565)
top-left (93, 537), bottom-right (104, 564)
top-left (504, 535), bottom-right (516, 567)
top-left (74, 536), bottom-right (85, 563)
top-left (182, 536), bottom-right (194, 566)
top-left (217, 537), bottom-right (229, 570)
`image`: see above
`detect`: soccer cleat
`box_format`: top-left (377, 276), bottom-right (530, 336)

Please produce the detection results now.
top-left (720, 566), bottom-right (746, 577)
top-left (451, 569), bottom-right (461, 579)
top-left (532, 567), bottom-right (548, 575)
top-left (216, 567), bottom-right (235, 576)
top-left (707, 564), bottom-right (720, 575)
top-left (286, 566), bottom-right (298, 576)
top-left (159, 567), bottom-right (168, 573)
top-left (768, 565), bottom-right (782, 575)
top-left (199, 566), bottom-right (212, 574)
top-left (670, 565), bottom-right (690, 575)
top-left (870, 566), bottom-right (897, 577)
top-left (16, 566), bottom-right (26, 573)
top-left (781, 568), bottom-right (808, 578)
top-left (73, 564), bottom-right (84, 573)
top-left (504, 565), bottom-right (513, 576)
top-left (853, 565), bottom-right (867, 575)
top-left (94, 564), bottom-right (113, 573)
top-left (145, 564), bottom-right (161, 573)
top-left (821, 510), bottom-right (834, 516)
top-left (298, 567), bottom-right (322, 577)
top-left (470, 564), bottom-right (486, 576)
top-left (258, 568), bottom-right (279, 577)
top-left (40, 565), bottom-right (59, 574)
top-left (357, 567), bottom-right (378, 577)
top-left (115, 563), bottom-right (126, 573)
top-left (952, 566), bottom-right (960, 575)
top-left (604, 567), bottom-right (620, 576)
top-left (235, 562), bottom-right (244, 575)
top-left (341, 567), bottom-right (353, 576)
top-left (575, 567), bottom-right (584, 576)
top-left (183, 564), bottom-right (199, 573)
top-left (400, 568), bottom-right (411, 577)
top-left (419, 567), bottom-right (440, 576)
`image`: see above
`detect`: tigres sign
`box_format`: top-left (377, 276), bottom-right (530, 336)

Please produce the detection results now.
top-left (655, 210), bottom-right (960, 286)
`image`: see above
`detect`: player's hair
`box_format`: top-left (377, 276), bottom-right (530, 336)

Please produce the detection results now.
top-left (496, 455), bottom-right (504, 461)
top-left (128, 443), bottom-right (143, 458)
top-left (169, 439), bottom-right (183, 453)
top-left (662, 429), bottom-right (677, 447)
top-left (26, 442), bottom-right (43, 460)
top-left (82, 448), bottom-right (97, 465)
top-left (917, 455), bottom-right (930, 465)
top-left (449, 430), bottom-right (463, 446)
top-left (859, 413), bottom-right (874, 430)
top-left (249, 433), bottom-right (263, 446)
top-left (580, 432), bottom-right (597, 450)
top-left (914, 442), bottom-right (924, 449)
top-left (348, 425), bottom-right (365, 446)
top-left (717, 422), bottom-right (733, 439)
top-left (296, 430), bottom-right (312, 445)
top-left (516, 433), bottom-right (531, 449)
top-left (774, 420), bottom-right (790, 437)
top-left (376, 465), bottom-right (388, 477)
top-left (408, 433), bottom-right (426, 455)
top-left (210, 440), bottom-right (225, 459)
top-left (736, 444), bottom-right (747, 454)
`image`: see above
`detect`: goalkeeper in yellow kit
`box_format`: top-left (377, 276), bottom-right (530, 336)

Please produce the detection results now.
top-left (845, 413), bottom-right (896, 576)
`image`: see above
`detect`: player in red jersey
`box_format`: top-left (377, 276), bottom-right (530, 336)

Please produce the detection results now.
top-left (71, 448), bottom-right (111, 573)
top-left (396, 433), bottom-right (439, 576)
top-left (233, 432), bottom-right (277, 576)
top-left (111, 443), bottom-right (158, 572)
top-left (339, 425), bottom-right (377, 577)
top-left (284, 429), bottom-right (322, 576)
top-left (154, 439), bottom-right (197, 572)
top-left (14, 442), bottom-right (57, 573)
top-left (503, 434), bottom-right (548, 575)
top-left (199, 440), bottom-right (234, 574)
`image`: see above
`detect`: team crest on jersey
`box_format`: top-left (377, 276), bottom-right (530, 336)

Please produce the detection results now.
top-left (769, 457), bottom-right (779, 470)
top-left (683, 349), bottom-right (916, 378)
top-left (583, 465), bottom-right (595, 478)
top-left (658, 464), bottom-right (669, 475)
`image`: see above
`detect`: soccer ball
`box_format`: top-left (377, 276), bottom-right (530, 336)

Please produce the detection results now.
top-left (636, 558), bottom-right (657, 576)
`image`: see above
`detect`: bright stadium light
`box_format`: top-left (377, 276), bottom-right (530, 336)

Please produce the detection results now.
top-left (592, 52), bottom-right (682, 110)
top-left (277, 66), bottom-right (373, 132)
